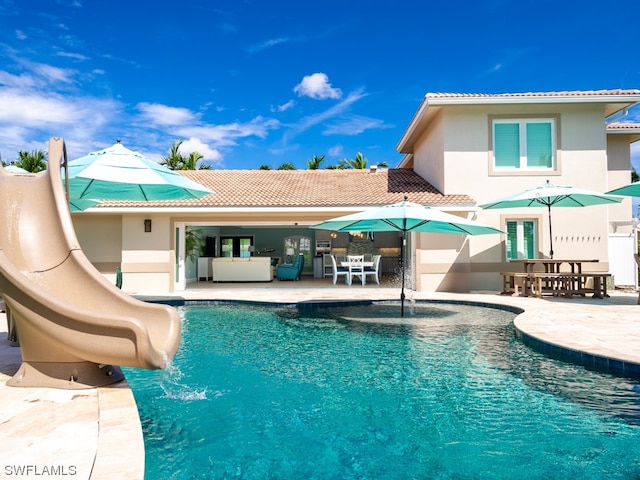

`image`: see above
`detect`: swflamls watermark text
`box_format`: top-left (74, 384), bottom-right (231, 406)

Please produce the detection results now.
top-left (3, 464), bottom-right (77, 476)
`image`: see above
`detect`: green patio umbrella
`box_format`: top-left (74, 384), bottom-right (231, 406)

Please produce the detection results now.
top-left (68, 198), bottom-right (100, 212)
top-left (606, 180), bottom-right (640, 197)
top-left (479, 180), bottom-right (623, 259)
top-left (64, 141), bottom-right (212, 201)
top-left (311, 197), bottom-right (502, 316)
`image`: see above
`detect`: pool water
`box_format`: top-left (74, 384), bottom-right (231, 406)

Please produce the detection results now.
top-left (124, 302), bottom-right (640, 479)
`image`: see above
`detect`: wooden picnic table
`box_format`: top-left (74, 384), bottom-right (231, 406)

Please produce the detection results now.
top-left (509, 258), bottom-right (599, 274)
top-left (500, 259), bottom-right (609, 299)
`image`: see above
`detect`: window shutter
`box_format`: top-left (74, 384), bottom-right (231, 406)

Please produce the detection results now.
top-left (494, 123), bottom-right (520, 168)
top-left (523, 221), bottom-right (535, 258)
top-left (506, 221), bottom-right (518, 259)
top-left (526, 122), bottom-right (552, 168)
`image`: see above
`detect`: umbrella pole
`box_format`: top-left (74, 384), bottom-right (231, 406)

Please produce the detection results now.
top-left (547, 204), bottom-right (554, 259)
top-left (401, 231), bottom-right (406, 317)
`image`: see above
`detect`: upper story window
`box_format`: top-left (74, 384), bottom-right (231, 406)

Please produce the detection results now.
top-left (493, 119), bottom-right (555, 171)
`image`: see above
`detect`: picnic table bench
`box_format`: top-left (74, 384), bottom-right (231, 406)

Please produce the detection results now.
top-left (500, 271), bottom-right (611, 298)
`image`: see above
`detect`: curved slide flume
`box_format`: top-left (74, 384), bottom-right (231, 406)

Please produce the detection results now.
top-left (0, 138), bottom-right (181, 389)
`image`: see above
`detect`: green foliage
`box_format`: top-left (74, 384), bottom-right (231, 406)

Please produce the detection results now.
top-left (258, 164), bottom-right (272, 170)
top-left (277, 162), bottom-right (296, 170)
top-left (307, 154), bottom-right (325, 170)
top-left (185, 228), bottom-right (204, 262)
top-left (338, 152), bottom-right (368, 169)
top-left (15, 149), bottom-right (47, 172)
top-left (162, 140), bottom-right (209, 170)
top-left (632, 166), bottom-right (638, 183)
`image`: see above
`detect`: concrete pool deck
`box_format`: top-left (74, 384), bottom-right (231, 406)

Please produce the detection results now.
top-left (0, 281), bottom-right (639, 479)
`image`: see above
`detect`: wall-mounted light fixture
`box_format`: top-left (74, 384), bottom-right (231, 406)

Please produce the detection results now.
top-left (144, 219), bottom-right (152, 232)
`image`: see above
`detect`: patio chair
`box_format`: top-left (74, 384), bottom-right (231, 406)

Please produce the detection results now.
top-left (276, 254), bottom-right (305, 280)
top-left (347, 255), bottom-right (365, 286)
top-left (364, 254), bottom-right (381, 285)
top-left (330, 255), bottom-right (350, 285)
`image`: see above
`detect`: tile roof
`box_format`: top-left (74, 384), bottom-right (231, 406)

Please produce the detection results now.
top-left (425, 89), bottom-right (640, 99)
top-left (96, 168), bottom-right (475, 209)
top-left (606, 122), bottom-right (640, 130)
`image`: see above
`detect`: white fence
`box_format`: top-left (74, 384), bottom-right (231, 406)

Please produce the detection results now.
top-left (608, 233), bottom-right (638, 287)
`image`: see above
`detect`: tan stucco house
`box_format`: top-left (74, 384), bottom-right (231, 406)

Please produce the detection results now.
top-left (72, 89), bottom-right (640, 294)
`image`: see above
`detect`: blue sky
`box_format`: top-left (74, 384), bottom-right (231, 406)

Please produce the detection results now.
top-left (1, 0), bottom-right (640, 170)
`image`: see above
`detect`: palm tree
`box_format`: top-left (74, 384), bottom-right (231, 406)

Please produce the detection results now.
top-left (162, 141), bottom-right (210, 170)
top-left (338, 152), bottom-right (368, 169)
top-left (277, 162), bottom-right (296, 170)
top-left (258, 164), bottom-right (272, 170)
top-left (15, 149), bottom-right (47, 173)
top-left (307, 154), bottom-right (325, 170)
top-left (182, 151), bottom-right (204, 170)
top-left (161, 140), bottom-right (184, 170)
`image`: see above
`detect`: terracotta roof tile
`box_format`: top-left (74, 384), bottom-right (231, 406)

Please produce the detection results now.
top-left (425, 89), bottom-right (640, 98)
top-left (606, 122), bottom-right (640, 130)
top-left (96, 169), bottom-right (475, 209)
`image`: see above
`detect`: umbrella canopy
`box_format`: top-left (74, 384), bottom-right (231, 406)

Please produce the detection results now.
top-left (479, 180), bottom-right (623, 258)
top-left (311, 197), bottom-right (502, 316)
top-left (605, 181), bottom-right (640, 197)
top-left (65, 142), bottom-right (212, 201)
top-left (68, 198), bottom-right (100, 212)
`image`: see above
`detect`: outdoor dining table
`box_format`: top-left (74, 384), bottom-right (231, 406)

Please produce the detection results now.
top-left (340, 261), bottom-right (374, 285)
top-left (509, 258), bottom-right (599, 274)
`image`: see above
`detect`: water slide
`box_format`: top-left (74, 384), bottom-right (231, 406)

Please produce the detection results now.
top-left (0, 138), bottom-right (181, 389)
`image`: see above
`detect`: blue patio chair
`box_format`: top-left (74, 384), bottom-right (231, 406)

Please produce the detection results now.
top-left (276, 254), bottom-right (305, 280)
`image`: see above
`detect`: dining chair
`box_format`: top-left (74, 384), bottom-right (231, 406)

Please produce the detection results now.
top-left (364, 254), bottom-right (381, 285)
top-left (347, 255), bottom-right (365, 285)
top-left (330, 255), bottom-right (350, 285)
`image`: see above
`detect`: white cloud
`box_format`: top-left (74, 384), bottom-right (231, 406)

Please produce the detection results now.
top-left (56, 51), bottom-right (89, 61)
top-left (323, 115), bottom-right (389, 136)
top-left (328, 144), bottom-right (344, 157)
top-left (136, 103), bottom-right (202, 126)
top-left (284, 88), bottom-right (367, 141)
top-left (0, 56), bottom-right (282, 166)
top-left (0, 86), bottom-right (123, 162)
top-left (134, 102), bottom-right (281, 164)
top-left (294, 73), bottom-right (342, 100)
top-left (246, 37), bottom-right (288, 54)
top-left (176, 116), bottom-right (281, 147)
top-left (180, 137), bottom-right (223, 163)
top-left (30, 62), bottom-right (77, 85)
top-left (271, 100), bottom-right (295, 113)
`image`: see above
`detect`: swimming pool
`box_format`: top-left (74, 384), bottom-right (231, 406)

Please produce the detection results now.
top-left (124, 301), bottom-right (640, 479)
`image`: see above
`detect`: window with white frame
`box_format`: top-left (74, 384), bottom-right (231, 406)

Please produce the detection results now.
top-left (505, 219), bottom-right (536, 260)
top-left (493, 119), bottom-right (555, 170)
top-left (283, 235), bottom-right (311, 265)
